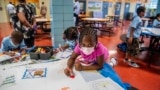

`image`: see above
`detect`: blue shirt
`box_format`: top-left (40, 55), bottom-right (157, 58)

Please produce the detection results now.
top-left (127, 16), bottom-right (143, 38)
top-left (153, 19), bottom-right (160, 27)
top-left (0, 36), bottom-right (26, 52)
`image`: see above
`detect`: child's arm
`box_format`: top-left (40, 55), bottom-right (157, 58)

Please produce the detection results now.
top-left (61, 44), bottom-right (69, 51)
top-left (64, 52), bottom-right (79, 77)
top-left (75, 55), bottom-right (104, 71)
top-left (67, 52), bottom-right (79, 69)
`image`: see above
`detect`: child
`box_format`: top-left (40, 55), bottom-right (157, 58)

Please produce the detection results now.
top-left (55, 27), bottom-right (78, 52)
top-left (64, 28), bottom-right (110, 77)
top-left (0, 30), bottom-right (26, 55)
top-left (124, 6), bottom-right (145, 68)
top-left (153, 13), bottom-right (160, 28)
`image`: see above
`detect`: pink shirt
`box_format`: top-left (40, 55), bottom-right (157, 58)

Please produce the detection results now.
top-left (74, 42), bottom-right (109, 64)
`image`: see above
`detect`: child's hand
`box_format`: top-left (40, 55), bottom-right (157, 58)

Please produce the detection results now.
top-left (64, 67), bottom-right (74, 77)
top-left (75, 61), bottom-right (83, 71)
top-left (3, 51), bottom-right (15, 56)
top-left (21, 49), bottom-right (27, 55)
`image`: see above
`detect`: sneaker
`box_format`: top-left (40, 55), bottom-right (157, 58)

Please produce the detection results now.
top-left (123, 59), bottom-right (132, 63)
top-left (128, 61), bottom-right (140, 68)
top-left (109, 57), bottom-right (118, 67)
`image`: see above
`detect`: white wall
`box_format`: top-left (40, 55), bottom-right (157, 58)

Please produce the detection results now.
top-left (0, 0), bottom-right (9, 23)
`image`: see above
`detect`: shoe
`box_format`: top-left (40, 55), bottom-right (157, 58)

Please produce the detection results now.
top-left (128, 61), bottom-right (140, 68)
top-left (123, 59), bottom-right (132, 63)
top-left (109, 57), bottom-right (118, 67)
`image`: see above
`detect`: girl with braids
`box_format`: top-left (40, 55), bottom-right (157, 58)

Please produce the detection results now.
top-left (64, 28), bottom-right (110, 77)
top-left (54, 26), bottom-right (78, 53)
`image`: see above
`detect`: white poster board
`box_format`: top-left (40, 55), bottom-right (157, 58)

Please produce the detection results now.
top-left (87, 1), bottom-right (102, 12)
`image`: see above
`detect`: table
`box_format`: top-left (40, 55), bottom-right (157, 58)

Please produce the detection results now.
top-left (141, 18), bottom-right (150, 27)
top-left (78, 14), bottom-right (89, 18)
top-left (141, 27), bottom-right (160, 67)
top-left (0, 56), bottom-right (128, 90)
top-left (35, 18), bottom-right (52, 32)
top-left (81, 18), bottom-right (114, 36)
top-left (34, 15), bottom-right (42, 18)
top-left (35, 18), bottom-right (52, 23)
top-left (105, 15), bottom-right (120, 21)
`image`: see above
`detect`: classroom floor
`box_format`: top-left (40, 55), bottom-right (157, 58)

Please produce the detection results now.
top-left (0, 21), bottom-right (160, 90)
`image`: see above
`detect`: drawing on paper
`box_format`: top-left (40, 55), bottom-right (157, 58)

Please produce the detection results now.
top-left (61, 86), bottom-right (70, 90)
top-left (22, 68), bottom-right (47, 79)
top-left (89, 78), bottom-right (124, 90)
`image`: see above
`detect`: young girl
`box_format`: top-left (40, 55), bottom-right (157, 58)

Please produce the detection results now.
top-left (153, 13), bottom-right (160, 28)
top-left (64, 28), bottom-right (110, 77)
top-left (54, 26), bottom-right (78, 52)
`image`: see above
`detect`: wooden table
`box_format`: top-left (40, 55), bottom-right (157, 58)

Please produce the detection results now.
top-left (81, 18), bottom-right (114, 36)
top-left (35, 18), bottom-right (52, 31)
top-left (35, 18), bottom-right (52, 23)
top-left (78, 14), bottom-right (89, 18)
top-left (34, 15), bottom-right (42, 18)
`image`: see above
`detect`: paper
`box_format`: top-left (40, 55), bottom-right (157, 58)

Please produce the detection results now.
top-left (22, 68), bottom-right (47, 79)
top-left (54, 49), bottom-right (72, 59)
top-left (0, 75), bottom-right (16, 88)
top-left (0, 55), bottom-right (13, 62)
top-left (80, 71), bottom-right (104, 82)
top-left (88, 78), bottom-right (124, 90)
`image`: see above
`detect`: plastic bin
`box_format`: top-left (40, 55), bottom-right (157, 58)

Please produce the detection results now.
top-left (29, 46), bottom-right (53, 60)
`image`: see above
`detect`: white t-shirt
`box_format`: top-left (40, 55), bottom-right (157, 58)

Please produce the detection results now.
top-left (127, 16), bottom-right (143, 38)
top-left (74, 1), bottom-right (80, 15)
top-left (7, 4), bottom-right (15, 14)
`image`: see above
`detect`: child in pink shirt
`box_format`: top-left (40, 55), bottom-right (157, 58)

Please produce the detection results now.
top-left (64, 28), bottom-right (109, 77)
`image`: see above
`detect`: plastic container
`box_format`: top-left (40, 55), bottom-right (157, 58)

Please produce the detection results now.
top-left (29, 46), bottom-right (53, 60)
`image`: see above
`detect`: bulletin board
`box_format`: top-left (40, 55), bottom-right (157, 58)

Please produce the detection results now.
top-left (87, 0), bottom-right (102, 11)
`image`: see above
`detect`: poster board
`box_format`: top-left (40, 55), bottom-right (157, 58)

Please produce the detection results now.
top-left (87, 0), bottom-right (102, 11)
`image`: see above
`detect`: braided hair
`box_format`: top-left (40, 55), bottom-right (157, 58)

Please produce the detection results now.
top-left (79, 28), bottom-right (97, 44)
top-left (63, 27), bottom-right (78, 41)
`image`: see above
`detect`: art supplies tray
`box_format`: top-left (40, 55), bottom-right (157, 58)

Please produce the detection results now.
top-left (29, 46), bottom-right (53, 60)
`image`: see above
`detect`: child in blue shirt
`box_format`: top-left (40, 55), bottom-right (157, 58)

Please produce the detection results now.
top-left (54, 27), bottom-right (78, 52)
top-left (153, 13), bottom-right (160, 28)
top-left (125, 6), bottom-right (145, 68)
top-left (0, 31), bottom-right (26, 54)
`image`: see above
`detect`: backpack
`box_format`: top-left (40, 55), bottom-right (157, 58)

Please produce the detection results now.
top-left (117, 42), bottom-right (127, 52)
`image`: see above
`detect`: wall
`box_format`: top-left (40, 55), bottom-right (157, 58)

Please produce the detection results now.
top-left (0, 0), bottom-right (9, 23)
top-left (51, 0), bottom-right (74, 47)
top-left (156, 0), bottom-right (160, 14)
top-left (39, 0), bottom-right (50, 18)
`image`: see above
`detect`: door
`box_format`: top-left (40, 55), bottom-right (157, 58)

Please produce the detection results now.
top-left (135, 3), bottom-right (141, 11)
top-left (79, 1), bottom-right (86, 13)
top-left (115, 2), bottom-right (121, 15)
top-left (114, 2), bottom-right (121, 20)
top-left (123, 3), bottom-right (130, 20)
top-left (102, 2), bottom-right (109, 18)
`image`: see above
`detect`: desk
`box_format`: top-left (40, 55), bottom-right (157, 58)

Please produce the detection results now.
top-left (141, 27), bottom-right (160, 67)
top-left (79, 14), bottom-right (89, 18)
top-left (0, 57), bottom-right (127, 90)
top-left (106, 15), bottom-right (120, 21)
top-left (81, 18), bottom-right (114, 36)
top-left (141, 18), bottom-right (150, 27)
top-left (35, 18), bottom-right (52, 23)
top-left (34, 15), bottom-right (42, 18)
top-left (36, 18), bottom-right (52, 32)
